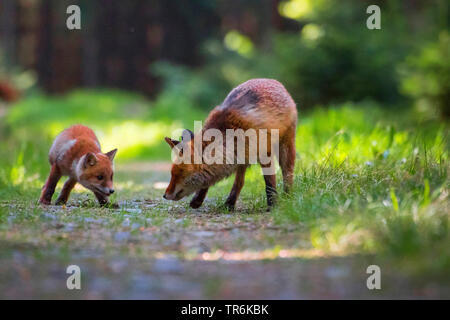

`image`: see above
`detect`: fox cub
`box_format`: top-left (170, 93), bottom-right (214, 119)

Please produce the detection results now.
top-left (163, 78), bottom-right (297, 210)
top-left (39, 125), bottom-right (117, 206)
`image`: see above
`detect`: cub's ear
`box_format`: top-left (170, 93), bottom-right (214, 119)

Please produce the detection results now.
top-left (105, 149), bottom-right (118, 161)
top-left (181, 129), bottom-right (194, 142)
top-left (165, 137), bottom-right (180, 149)
top-left (84, 152), bottom-right (97, 168)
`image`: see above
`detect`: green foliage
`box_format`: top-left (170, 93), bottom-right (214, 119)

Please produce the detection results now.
top-left (150, 0), bottom-right (438, 111)
top-left (151, 62), bottom-right (219, 116)
top-left (400, 31), bottom-right (450, 118)
top-left (150, 0), bottom-right (449, 120)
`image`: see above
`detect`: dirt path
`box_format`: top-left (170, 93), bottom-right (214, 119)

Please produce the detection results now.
top-left (0, 162), bottom-right (448, 299)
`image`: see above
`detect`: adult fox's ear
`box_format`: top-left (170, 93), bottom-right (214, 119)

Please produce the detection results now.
top-left (105, 149), bottom-right (118, 161)
top-left (165, 137), bottom-right (180, 149)
top-left (84, 152), bottom-right (97, 168)
top-left (181, 129), bottom-right (194, 142)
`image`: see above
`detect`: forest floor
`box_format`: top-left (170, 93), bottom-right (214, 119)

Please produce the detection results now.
top-left (1, 161), bottom-right (448, 299)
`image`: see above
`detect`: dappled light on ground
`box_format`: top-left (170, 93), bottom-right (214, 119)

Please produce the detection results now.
top-left (98, 121), bottom-right (182, 160)
top-left (198, 248), bottom-right (327, 261)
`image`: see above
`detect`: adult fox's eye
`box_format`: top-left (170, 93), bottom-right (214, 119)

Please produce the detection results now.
top-left (97, 175), bottom-right (104, 180)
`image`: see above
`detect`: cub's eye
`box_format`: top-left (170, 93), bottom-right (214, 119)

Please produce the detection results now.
top-left (97, 175), bottom-right (104, 180)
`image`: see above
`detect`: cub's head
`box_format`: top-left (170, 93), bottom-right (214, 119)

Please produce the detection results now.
top-left (77, 149), bottom-right (118, 198)
top-left (163, 130), bottom-right (205, 201)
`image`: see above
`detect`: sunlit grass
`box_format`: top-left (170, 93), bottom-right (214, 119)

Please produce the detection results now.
top-left (96, 120), bottom-right (182, 159)
top-left (3, 89), bottom-right (201, 162)
top-left (295, 102), bottom-right (448, 167)
top-left (270, 104), bottom-right (448, 273)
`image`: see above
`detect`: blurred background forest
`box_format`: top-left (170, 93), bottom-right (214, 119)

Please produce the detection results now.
top-left (0, 0), bottom-right (448, 116)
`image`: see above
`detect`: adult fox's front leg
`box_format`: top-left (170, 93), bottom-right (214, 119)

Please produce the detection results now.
top-left (190, 188), bottom-right (209, 208)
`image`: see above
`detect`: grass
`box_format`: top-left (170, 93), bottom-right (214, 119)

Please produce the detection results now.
top-left (0, 89), bottom-right (449, 280)
top-left (275, 103), bottom-right (449, 274)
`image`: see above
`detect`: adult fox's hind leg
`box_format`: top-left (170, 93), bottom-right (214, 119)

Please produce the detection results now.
top-left (225, 165), bottom-right (247, 210)
top-left (39, 165), bottom-right (62, 205)
top-left (279, 127), bottom-right (296, 192)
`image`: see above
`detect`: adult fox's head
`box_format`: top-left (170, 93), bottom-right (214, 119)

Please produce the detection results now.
top-left (77, 149), bottom-right (118, 198)
top-left (163, 130), bottom-right (206, 201)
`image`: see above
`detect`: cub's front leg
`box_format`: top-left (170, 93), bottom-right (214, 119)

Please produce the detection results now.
top-left (55, 178), bottom-right (77, 205)
top-left (39, 165), bottom-right (62, 205)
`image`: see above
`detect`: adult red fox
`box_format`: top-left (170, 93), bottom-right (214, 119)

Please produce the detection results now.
top-left (39, 125), bottom-right (118, 206)
top-left (164, 78), bottom-right (297, 210)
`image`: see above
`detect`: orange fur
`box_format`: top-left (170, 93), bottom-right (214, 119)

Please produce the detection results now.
top-left (164, 78), bottom-right (297, 210)
top-left (39, 125), bottom-right (117, 206)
